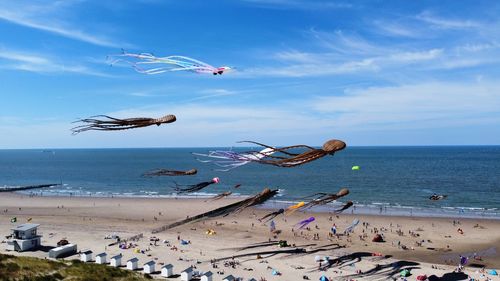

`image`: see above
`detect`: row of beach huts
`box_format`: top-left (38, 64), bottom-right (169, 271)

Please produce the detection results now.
top-left (5, 223), bottom-right (252, 281)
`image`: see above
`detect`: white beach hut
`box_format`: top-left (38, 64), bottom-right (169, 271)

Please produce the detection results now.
top-left (110, 253), bottom-right (122, 267)
top-left (95, 252), bottom-right (107, 264)
top-left (80, 250), bottom-right (93, 262)
top-left (143, 260), bottom-right (155, 274)
top-left (180, 267), bottom-right (193, 281)
top-left (161, 264), bottom-right (174, 277)
top-left (127, 257), bottom-right (138, 270)
top-left (48, 244), bottom-right (77, 258)
top-left (223, 275), bottom-right (235, 281)
top-left (201, 271), bottom-right (213, 281)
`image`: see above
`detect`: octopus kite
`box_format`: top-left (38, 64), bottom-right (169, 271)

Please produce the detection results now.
top-left (259, 208), bottom-right (285, 223)
top-left (151, 188), bottom-right (279, 233)
top-left (143, 168), bottom-right (197, 177)
top-left (333, 201), bottom-right (353, 214)
top-left (344, 218), bottom-right (360, 234)
top-left (301, 188), bottom-right (350, 209)
top-left (285, 202), bottom-right (305, 215)
top-left (71, 114), bottom-right (176, 134)
top-left (193, 147), bottom-right (275, 171)
top-left (237, 139), bottom-right (346, 167)
top-left (429, 194), bottom-right (447, 201)
top-left (295, 217), bottom-right (315, 229)
top-left (173, 177), bottom-right (219, 194)
top-left (109, 51), bottom-right (232, 75)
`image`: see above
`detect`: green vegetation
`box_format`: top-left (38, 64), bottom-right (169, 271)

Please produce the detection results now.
top-left (0, 253), bottom-right (150, 281)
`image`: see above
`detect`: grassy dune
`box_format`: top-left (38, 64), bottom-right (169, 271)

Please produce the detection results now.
top-left (0, 253), bottom-right (150, 281)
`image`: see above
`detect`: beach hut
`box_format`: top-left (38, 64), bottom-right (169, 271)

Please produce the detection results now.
top-left (48, 244), bottom-right (77, 258)
top-left (6, 223), bottom-right (42, 252)
top-left (200, 271), bottom-right (213, 281)
top-left (180, 267), bottom-right (193, 281)
top-left (161, 264), bottom-right (174, 277)
top-left (143, 260), bottom-right (155, 274)
top-left (223, 275), bottom-right (235, 281)
top-left (80, 250), bottom-right (93, 262)
top-left (110, 254), bottom-right (122, 267)
top-left (127, 257), bottom-right (138, 270)
top-left (95, 252), bottom-right (107, 264)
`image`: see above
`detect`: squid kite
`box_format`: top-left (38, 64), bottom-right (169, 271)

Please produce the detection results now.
top-left (109, 51), bottom-right (232, 75)
top-left (193, 147), bottom-right (275, 171)
top-left (144, 168), bottom-right (197, 177)
top-left (333, 201), bottom-right (353, 214)
top-left (71, 114), bottom-right (176, 134)
top-left (151, 188), bottom-right (279, 233)
top-left (259, 208), bottom-right (285, 223)
top-left (237, 139), bottom-right (346, 167)
top-left (344, 218), bottom-right (360, 234)
top-left (173, 177), bottom-right (219, 194)
top-left (301, 188), bottom-right (350, 209)
top-left (285, 202), bottom-right (305, 215)
top-left (296, 217), bottom-right (315, 229)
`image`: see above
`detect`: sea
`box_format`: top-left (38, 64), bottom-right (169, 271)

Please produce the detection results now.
top-left (0, 146), bottom-right (499, 219)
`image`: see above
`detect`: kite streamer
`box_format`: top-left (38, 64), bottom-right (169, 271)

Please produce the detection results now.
top-left (193, 147), bottom-right (275, 171)
top-left (71, 114), bottom-right (176, 134)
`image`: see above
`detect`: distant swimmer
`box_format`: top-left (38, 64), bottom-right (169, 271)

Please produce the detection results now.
top-left (429, 194), bottom-right (448, 201)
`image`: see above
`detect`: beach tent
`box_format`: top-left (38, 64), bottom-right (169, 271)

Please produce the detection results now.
top-left (110, 254), bottom-right (122, 267)
top-left (127, 257), bottom-right (138, 270)
top-left (95, 252), bottom-right (107, 264)
top-left (489, 269), bottom-right (498, 275)
top-left (161, 264), bottom-right (174, 277)
top-left (372, 234), bottom-right (384, 242)
top-left (181, 267), bottom-right (193, 281)
top-left (400, 269), bottom-right (411, 277)
top-left (320, 275), bottom-right (329, 281)
top-left (80, 250), bottom-right (93, 262)
top-left (417, 274), bottom-right (428, 280)
top-left (201, 271), bottom-right (213, 281)
top-left (143, 260), bottom-right (155, 274)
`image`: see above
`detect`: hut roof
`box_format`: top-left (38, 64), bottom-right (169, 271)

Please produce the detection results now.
top-left (96, 252), bottom-right (107, 257)
top-left (144, 260), bottom-right (155, 266)
top-left (127, 257), bottom-right (139, 263)
top-left (11, 223), bottom-right (40, 231)
top-left (82, 250), bottom-right (93, 255)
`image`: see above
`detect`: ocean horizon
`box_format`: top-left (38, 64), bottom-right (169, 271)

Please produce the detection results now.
top-left (1, 146), bottom-right (499, 219)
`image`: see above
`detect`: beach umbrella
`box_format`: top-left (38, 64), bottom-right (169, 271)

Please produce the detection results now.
top-left (400, 269), bottom-right (410, 277)
top-left (489, 269), bottom-right (498, 275)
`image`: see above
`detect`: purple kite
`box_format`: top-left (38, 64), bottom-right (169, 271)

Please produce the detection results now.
top-left (296, 217), bottom-right (315, 229)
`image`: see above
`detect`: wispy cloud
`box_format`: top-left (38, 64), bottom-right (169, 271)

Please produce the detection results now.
top-left (0, 48), bottom-right (112, 77)
top-left (0, 2), bottom-right (126, 48)
top-left (241, 0), bottom-right (353, 10)
top-left (416, 11), bottom-right (481, 30)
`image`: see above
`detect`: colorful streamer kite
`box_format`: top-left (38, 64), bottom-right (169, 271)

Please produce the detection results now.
top-left (109, 51), bottom-right (232, 75)
top-left (193, 147), bottom-right (275, 171)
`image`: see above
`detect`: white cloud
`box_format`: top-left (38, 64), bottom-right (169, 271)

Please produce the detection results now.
top-left (241, 0), bottom-right (352, 10)
top-left (416, 12), bottom-right (481, 30)
top-left (0, 48), bottom-right (112, 76)
top-left (0, 2), bottom-right (126, 48)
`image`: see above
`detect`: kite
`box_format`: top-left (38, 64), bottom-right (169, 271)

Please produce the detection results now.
top-left (207, 191), bottom-right (232, 201)
top-left (344, 218), bottom-right (360, 234)
top-left (173, 177), bottom-right (219, 194)
top-left (237, 139), bottom-right (346, 167)
top-left (429, 194), bottom-right (447, 201)
top-left (71, 114), bottom-right (176, 134)
top-left (109, 51), bottom-right (232, 75)
top-left (285, 202), bottom-right (305, 215)
top-left (233, 184), bottom-right (242, 189)
top-left (301, 188), bottom-right (350, 209)
top-left (295, 217), bottom-right (315, 229)
top-left (352, 166), bottom-right (360, 170)
top-left (333, 201), bottom-right (353, 214)
top-left (259, 208), bottom-right (285, 223)
top-left (193, 147), bottom-right (275, 171)
top-left (143, 168), bottom-right (197, 177)
top-left (151, 188), bottom-right (279, 233)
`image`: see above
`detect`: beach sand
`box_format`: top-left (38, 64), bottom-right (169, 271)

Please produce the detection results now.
top-left (1, 193), bottom-right (498, 280)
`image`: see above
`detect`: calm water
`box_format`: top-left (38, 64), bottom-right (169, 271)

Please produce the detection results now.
top-left (0, 146), bottom-right (499, 218)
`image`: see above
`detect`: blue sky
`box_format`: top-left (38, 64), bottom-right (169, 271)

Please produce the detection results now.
top-left (1, 0), bottom-right (499, 148)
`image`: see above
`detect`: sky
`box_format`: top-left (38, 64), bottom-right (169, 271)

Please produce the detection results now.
top-left (1, 0), bottom-right (500, 148)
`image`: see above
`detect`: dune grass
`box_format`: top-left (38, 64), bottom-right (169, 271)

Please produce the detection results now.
top-left (0, 253), bottom-right (150, 281)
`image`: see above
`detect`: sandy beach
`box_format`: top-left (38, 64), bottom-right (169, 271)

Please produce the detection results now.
top-left (1, 193), bottom-right (498, 280)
